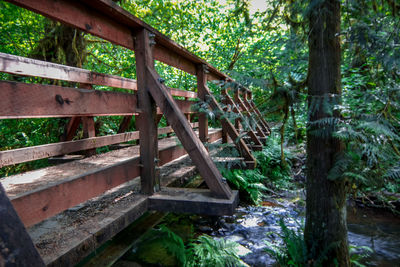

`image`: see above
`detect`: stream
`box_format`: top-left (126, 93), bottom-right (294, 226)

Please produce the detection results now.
top-left (192, 194), bottom-right (400, 267)
top-left (115, 190), bottom-right (400, 266)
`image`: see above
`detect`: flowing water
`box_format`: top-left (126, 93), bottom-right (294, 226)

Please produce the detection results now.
top-left (117, 191), bottom-right (400, 266)
top-left (192, 193), bottom-right (400, 267)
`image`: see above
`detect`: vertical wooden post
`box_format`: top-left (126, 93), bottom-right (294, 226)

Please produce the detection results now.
top-left (221, 88), bottom-right (229, 144)
top-left (233, 89), bottom-right (241, 132)
top-left (0, 184), bottom-right (45, 267)
top-left (61, 116), bottom-right (81, 141)
top-left (135, 29), bottom-right (159, 194)
top-left (82, 116), bottom-right (96, 156)
top-left (244, 90), bottom-right (271, 134)
top-left (118, 116), bottom-right (133, 133)
top-left (196, 64), bottom-right (208, 144)
top-left (80, 84), bottom-right (97, 156)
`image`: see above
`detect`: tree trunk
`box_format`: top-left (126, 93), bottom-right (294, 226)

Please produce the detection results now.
top-left (305, 0), bottom-right (350, 266)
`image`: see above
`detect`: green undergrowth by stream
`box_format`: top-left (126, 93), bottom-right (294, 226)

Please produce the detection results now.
top-left (122, 217), bottom-right (247, 267)
top-left (221, 136), bottom-right (295, 205)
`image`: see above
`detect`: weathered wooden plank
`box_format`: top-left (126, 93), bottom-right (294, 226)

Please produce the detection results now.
top-left (0, 81), bottom-right (137, 118)
top-left (0, 81), bottom-right (195, 119)
top-left (148, 188), bottom-right (239, 216)
top-left (169, 87), bottom-right (197, 98)
top-left (154, 44), bottom-right (196, 75)
top-left (0, 52), bottom-right (197, 99)
top-left (0, 184), bottom-right (45, 267)
top-left (135, 29), bottom-right (159, 195)
top-left (0, 124), bottom-right (205, 168)
top-left (197, 65), bottom-right (208, 143)
top-left (10, 157), bottom-right (141, 227)
top-left (145, 67), bottom-right (232, 199)
top-left (0, 132), bottom-right (140, 167)
top-left (8, 0), bottom-right (135, 50)
top-left (0, 52), bottom-right (137, 89)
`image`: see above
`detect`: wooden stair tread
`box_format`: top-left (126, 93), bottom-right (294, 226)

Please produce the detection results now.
top-left (148, 187), bottom-right (239, 216)
top-left (27, 156), bottom-right (198, 266)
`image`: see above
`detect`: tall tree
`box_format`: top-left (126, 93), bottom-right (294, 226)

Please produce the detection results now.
top-left (305, 0), bottom-right (350, 266)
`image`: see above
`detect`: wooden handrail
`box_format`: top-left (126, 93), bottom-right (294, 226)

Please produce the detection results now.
top-left (0, 123), bottom-right (199, 168)
top-left (0, 52), bottom-right (197, 99)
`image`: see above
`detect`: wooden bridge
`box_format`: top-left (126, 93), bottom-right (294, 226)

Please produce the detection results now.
top-left (0, 0), bottom-right (270, 266)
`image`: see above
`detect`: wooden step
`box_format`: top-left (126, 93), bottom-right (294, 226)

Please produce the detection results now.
top-left (148, 187), bottom-right (239, 216)
top-left (48, 154), bottom-right (84, 164)
top-left (249, 145), bottom-right (263, 151)
top-left (27, 155), bottom-right (199, 267)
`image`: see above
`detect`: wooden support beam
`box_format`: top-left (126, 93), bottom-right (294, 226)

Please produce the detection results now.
top-left (197, 65), bottom-right (208, 143)
top-left (61, 116), bottom-right (81, 141)
top-left (236, 91), bottom-right (267, 139)
top-left (0, 81), bottom-right (194, 119)
top-left (0, 81), bottom-right (137, 118)
top-left (118, 116), bottom-right (133, 133)
top-left (233, 90), bottom-right (242, 132)
top-left (145, 67), bottom-right (232, 199)
top-left (82, 116), bottom-right (97, 156)
top-left (204, 87), bottom-right (256, 164)
top-left (242, 90), bottom-right (270, 134)
top-left (135, 29), bottom-right (159, 195)
top-left (222, 90), bottom-right (262, 147)
top-left (0, 184), bottom-right (45, 266)
top-left (148, 188), bottom-right (239, 216)
top-left (248, 99), bottom-right (271, 134)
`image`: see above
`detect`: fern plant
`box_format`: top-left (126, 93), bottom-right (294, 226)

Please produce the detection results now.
top-left (265, 218), bottom-right (308, 267)
top-left (221, 168), bottom-right (268, 204)
top-left (186, 235), bottom-right (246, 267)
top-left (130, 224), bottom-right (187, 266)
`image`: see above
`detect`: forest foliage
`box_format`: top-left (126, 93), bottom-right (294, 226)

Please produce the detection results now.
top-left (0, 0), bottom-right (399, 205)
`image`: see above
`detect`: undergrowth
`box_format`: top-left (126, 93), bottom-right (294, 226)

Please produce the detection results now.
top-left (130, 224), bottom-right (245, 267)
top-left (265, 218), bottom-right (372, 267)
top-left (219, 135), bottom-right (293, 204)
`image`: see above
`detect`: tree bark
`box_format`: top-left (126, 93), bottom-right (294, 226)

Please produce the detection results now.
top-left (305, 0), bottom-right (350, 266)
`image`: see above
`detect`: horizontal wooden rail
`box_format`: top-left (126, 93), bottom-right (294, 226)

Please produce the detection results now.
top-left (0, 122), bottom-right (199, 168)
top-left (0, 81), bottom-right (196, 119)
top-left (0, 52), bottom-right (197, 99)
top-left (0, 81), bottom-right (136, 118)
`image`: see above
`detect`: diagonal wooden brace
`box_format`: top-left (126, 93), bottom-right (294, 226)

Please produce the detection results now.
top-left (222, 91), bottom-right (263, 147)
top-left (248, 100), bottom-right (271, 134)
top-left (202, 86), bottom-right (256, 163)
top-left (242, 91), bottom-right (271, 134)
top-left (236, 93), bottom-right (266, 139)
top-left (145, 66), bottom-right (232, 199)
